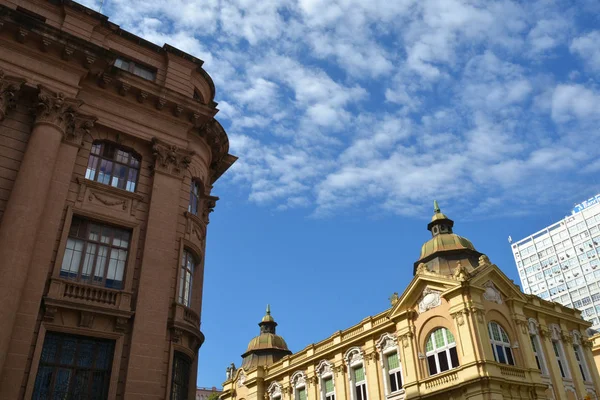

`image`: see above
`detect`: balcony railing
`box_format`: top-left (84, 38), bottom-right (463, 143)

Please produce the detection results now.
top-left (47, 278), bottom-right (132, 312)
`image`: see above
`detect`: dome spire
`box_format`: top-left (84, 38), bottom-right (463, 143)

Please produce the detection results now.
top-left (241, 306), bottom-right (292, 369)
top-left (433, 199), bottom-right (441, 214)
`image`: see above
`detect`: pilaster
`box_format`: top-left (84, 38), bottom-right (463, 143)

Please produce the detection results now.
top-left (537, 320), bottom-right (567, 400)
top-left (0, 85), bottom-right (82, 376)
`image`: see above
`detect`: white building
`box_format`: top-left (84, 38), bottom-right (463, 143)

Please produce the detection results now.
top-left (511, 194), bottom-right (600, 329)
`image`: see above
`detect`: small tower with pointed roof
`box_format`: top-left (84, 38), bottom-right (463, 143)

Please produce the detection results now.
top-left (241, 306), bottom-right (292, 369)
top-left (414, 201), bottom-right (482, 276)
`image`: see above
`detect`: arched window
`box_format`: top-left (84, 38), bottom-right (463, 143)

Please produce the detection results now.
top-left (425, 327), bottom-right (459, 375)
top-left (488, 322), bottom-right (514, 365)
top-left (85, 141), bottom-right (140, 192)
top-left (344, 348), bottom-right (368, 400)
top-left (316, 360), bottom-right (335, 400)
top-left (170, 351), bottom-right (191, 400)
top-left (179, 250), bottom-right (196, 307)
top-left (291, 371), bottom-right (307, 400)
top-left (188, 180), bottom-right (202, 215)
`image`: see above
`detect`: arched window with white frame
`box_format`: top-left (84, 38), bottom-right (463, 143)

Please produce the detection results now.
top-left (488, 322), bottom-right (515, 365)
top-left (571, 330), bottom-right (590, 382)
top-left (550, 324), bottom-right (570, 379)
top-left (267, 381), bottom-right (283, 400)
top-left (376, 333), bottom-right (403, 395)
top-left (425, 327), bottom-right (459, 376)
top-left (528, 318), bottom-right (548, 375)
top-left (344, 347), bottom-right (368, 400)
top-left (316, 360), bottom-right (335, 400)
top-left (291, 371), bottom-right (308, 400)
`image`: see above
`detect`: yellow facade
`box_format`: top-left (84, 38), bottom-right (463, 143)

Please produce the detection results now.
top-left (221, 206), bottom-right (600, 400)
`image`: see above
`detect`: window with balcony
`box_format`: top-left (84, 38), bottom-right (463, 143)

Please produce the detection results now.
top-left (85, 141), bottom-right (140, 192)
top-left (32, 332), bottom-right (114, 400)
top-left (488, 322), bottom-right (515, 365)
top-left (171, 352), bottom-right (191, 400)
top-left (425, 327), bottom-right (459, 375)
top-left (114, 57), bottom-right (156, 81)
top-left (60, 217), bottom-right (130, 289)
top-left (179, 250), bottom-right (196, 307)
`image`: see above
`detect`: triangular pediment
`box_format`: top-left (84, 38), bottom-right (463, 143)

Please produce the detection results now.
top-left (388, 270), bottom-right (460, 319)
top-left (469, 262), bottom-right (528, 303)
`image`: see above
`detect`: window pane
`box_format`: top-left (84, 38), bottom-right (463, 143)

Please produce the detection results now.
top-left (390, 373), bottom-right (398, 392)
top-left (387, 352), bottom-right (399, 370)
top-left (496, 345), bottom-right (506, 364)
top-left (126, 169), bottom-right (137, 192)
top-left (86, 155), bottom-right (99, 180)
top-left (426, 336), bottom-right (433, 352)
top-left (446, 329), bottom-right (455, 344)
top-left (97, 160), bottom-right (113, 185)
top-left (438, 351), bottom-right (449, 372)
top-left (449, 346), bottom-right (459, 368)
top-left (324, 377), bottom-right (334, 393)
top-left (505, 347), bottom-right (514, 365)
top-left (427, 355), bottom-right (437, 375)
top-left (354, 366), bottom-right (365, 382)
top-left (298, 388), bottom-right (307, 400)
top-left (434, 329), bottom-right (445, 348)
top-left (81, 244), bottom-right (97, 280)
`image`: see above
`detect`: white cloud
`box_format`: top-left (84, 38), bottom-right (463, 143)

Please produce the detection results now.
top-left (570, 31), bottom-right (600, 72)
top-left (551, 84), bottom-right (600, 123)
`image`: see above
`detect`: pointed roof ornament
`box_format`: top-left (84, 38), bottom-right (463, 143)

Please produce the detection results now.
top-left (262, 304), bottom-right (275, 323)
top-left (433, 200), bottom-right (441, 214)
top-left (266, 304), bottom-right (271, 315)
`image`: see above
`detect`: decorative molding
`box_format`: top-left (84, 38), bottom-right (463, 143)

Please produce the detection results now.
top-left (528, 318), bottom-right (540, 335)
top-left (344, 347), bottom-right (364, 366)
top-left (451, 309), bottom-right (469, 326)
top-left (89, 191), bottom-right (128, 209)
top-left (514, 318), bottom-right (528, 335)
top-left (0, 70), bottom-right (25, 121)
top-left (452, 261), bottom-right (470, 281)
top-left (267, 381), bottom-right (282, 399)
top-left (114, 317), bottom-right (128, 333)
top-left (34, 86), bottom-right (83, 133)
top-left (64, 113), bottom-right (96, 145)
top-left (482, 281), bottom-right (503, 304)
top-left (418, 286), bottom-right (442, 313)
top-left (571, 330), bottom-right (582, 346)
top-left (316, 360), bottom-right (333, 377)
top-left (79, 311), bottom-right (95, 328)
top-left (291, 371), bottom-right (307, 387)
top-left (43, 305), bottom-right (58, 322)
top-left (469, 307), bottom-right (484, 323)
top-left (478, 255), bottom-right (492, 268)
top-left (548, 324), bottom-right (562, 342)
top-left (151, 137), bottom-right (194, 178)
top-left (375, 333), bottom-right (398, 352)
top-left (171, 327), bottom-right (183, 343)
top-left (400, 332), bottom-right (413, 348)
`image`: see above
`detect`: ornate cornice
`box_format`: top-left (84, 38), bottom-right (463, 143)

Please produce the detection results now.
top-left (34, 85), bottom-right (83, 133)
top-left (0, 70), bottom-right (26, 121)
top-left (151, 137), bottom-right (195, 178)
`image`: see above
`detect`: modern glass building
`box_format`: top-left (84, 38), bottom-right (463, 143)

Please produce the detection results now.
top-left (511, 194), bottom-right (600, 329)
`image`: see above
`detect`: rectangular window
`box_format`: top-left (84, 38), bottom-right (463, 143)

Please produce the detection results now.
top-left (114, 57), bottom-right (156, 81)
top-left (86, 142), bottom-right (140, 192)
top-left (171, 352), bottom-right (191, 400)
top-left (553, 341), bottom-right (567, 378)
top-left (296, 388), bottom-right (307, 400)
top-left (386, 352), bottom-right (402, 392)
top-left (32, 332), bottom-right (114, 400)
top-left (323, 377), bottom-right (335, 400)
top-left (573, 345), bottom-right (588, 381)
top-left (60, 217), bottom-right (130, 289)
top-left (353, 366), bottom-right (367, 400)
top-left (427, 355), bottom-right (437, 375)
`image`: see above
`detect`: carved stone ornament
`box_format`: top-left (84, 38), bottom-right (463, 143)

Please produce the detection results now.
top-left (79, 311), bottom-right (95, 328)
top-left (171, 327), bottom-right (183, 343)
top-left (571, 330), bottom-right (582, 346)
top-left (344, 347), bottom-right (364, 366)
top-left (267, 381), bottom-right (282, 399)
top-left (389, 292), bottom-right (399, 306)
top-left (315, 360), bottom-right (333, 377)
top-left (451, 309), bottom-right (468, 326)
top-left (0, 70), bottom-right (25, 121)
top-left (376, 333), bottom-right (398, 353)
top-left (482, 281), bottom-right (503, 304)
top-left (478, 255), bottom-right (492, 268)
top-left (400, 333), bottom-right (413, 348)
top-left (528, 318), bottom-right (539, 335)
top-left (291, 371), bottom-right (306, 387)
top-left (34, 86), bottom-right (83, 133)
top-left (114, 317), bottom-right (128, 333)
top-left (237, 371), bottom-right (246, 387)
top-left (43, 305), bottom-right (58, 322)
top-left (418, 287), bottom-right (442, 313)
top-left (549, 324), bottom-right (562, 342)
top-left (453, 261), bottom-right (470, 281)
top-left (64, 113), bottom-right (97, 145)
top-left (151, 137), bottom-right (195, 178)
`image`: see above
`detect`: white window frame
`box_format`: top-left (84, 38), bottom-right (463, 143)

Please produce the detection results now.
top-left (425, 327), bottom-right (459, 376)
top-left (550, 324), bottom-right (570, 379)
top-left (571, 330), bottom-right (590, 382)
top-left (376, 333), bottom-right (403, 396)
top-left (528, 319), bottom-right (549, 376)
top-left (344, 347), bottom-right (368, 400)
top-left (316, 360), bottom-right (335, 400)
top-left (291, 371), bottom-right (308, 400)
top-left (488, 322), bottom-right (515, 366)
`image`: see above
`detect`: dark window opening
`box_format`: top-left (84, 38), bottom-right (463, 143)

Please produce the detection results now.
top-left (171, 352), bottom-right (191, 400)
top-left (114, 57), bottom-right (156, 81)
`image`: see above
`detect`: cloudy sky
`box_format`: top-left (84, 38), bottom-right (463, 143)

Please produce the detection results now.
top-left (84, 0), bottom-right (599, 388)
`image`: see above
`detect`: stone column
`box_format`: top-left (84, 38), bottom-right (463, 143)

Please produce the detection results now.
top-left (0, 112), bottom-right (95, 398)
top-left (0, 86), bottom-right (82, 375)
top-left (124, 138), bottom-right (193, 399)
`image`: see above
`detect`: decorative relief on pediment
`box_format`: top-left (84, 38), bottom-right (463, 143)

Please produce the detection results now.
top-left (375, 333), bottom-right (397, 352)
top-left (482, 281), bottom-right (503, 304)
top-left (315, 360), bottom-right (333, 376)
top-left (418, 287), bottom-right (442, 313)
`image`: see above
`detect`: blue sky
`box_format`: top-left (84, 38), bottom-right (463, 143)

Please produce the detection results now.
top-left (80, 0), bottom-right (600, 388)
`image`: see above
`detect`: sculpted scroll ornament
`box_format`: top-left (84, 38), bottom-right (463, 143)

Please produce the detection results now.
top-left (0, 70), bottom-right (25, 121)
top-left (35, 86), bottom-right (83, 133)
top-left (418, 287), bottom-right (442, 313)
top-left (151, 137), bottom-right (195, 177)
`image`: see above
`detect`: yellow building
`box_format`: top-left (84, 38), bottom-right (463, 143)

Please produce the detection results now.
top-left (221, 203), bottom-right (600, 400)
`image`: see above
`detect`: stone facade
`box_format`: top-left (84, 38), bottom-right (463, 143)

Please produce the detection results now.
top-left (222, 207), bottom-right (600, 400)
top-left (0, 1), bottom-right (235, 399)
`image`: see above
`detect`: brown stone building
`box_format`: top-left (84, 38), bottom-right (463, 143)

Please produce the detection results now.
top-left (0, 0), bottom-right (235, 398)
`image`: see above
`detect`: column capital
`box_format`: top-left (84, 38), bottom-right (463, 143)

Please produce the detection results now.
top-left (34, 85), bottom-right (83, 134)
top-left (0, 70), bottom-right (26, 121)
top-left (64, 113), bottom-right (97, 146)
top-left (151, 137), bottom-right (195, 178)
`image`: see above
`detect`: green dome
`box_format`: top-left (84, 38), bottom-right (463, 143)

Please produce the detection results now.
top-left (245, 333), bottom-right (290, 353)
top-left (418, 233), bottom-right (476, 262)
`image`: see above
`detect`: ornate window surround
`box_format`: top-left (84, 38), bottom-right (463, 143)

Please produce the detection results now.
top-left (549, 324), bottom-right (570, 379)
top-left (344, 347), bottom-right (368, 400)
top-left (528, 318), bottom-right (549, 376)
top-left (376, 333), bottom-right (403, 396)
top-left (316, 360), bottom-right (335, 400)
top-left (291, 371), bottom-right (308, 400)
top-left (267, 381), bottom-right (283, 400)
top-left (571, 330), bottom-right (591, 382)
